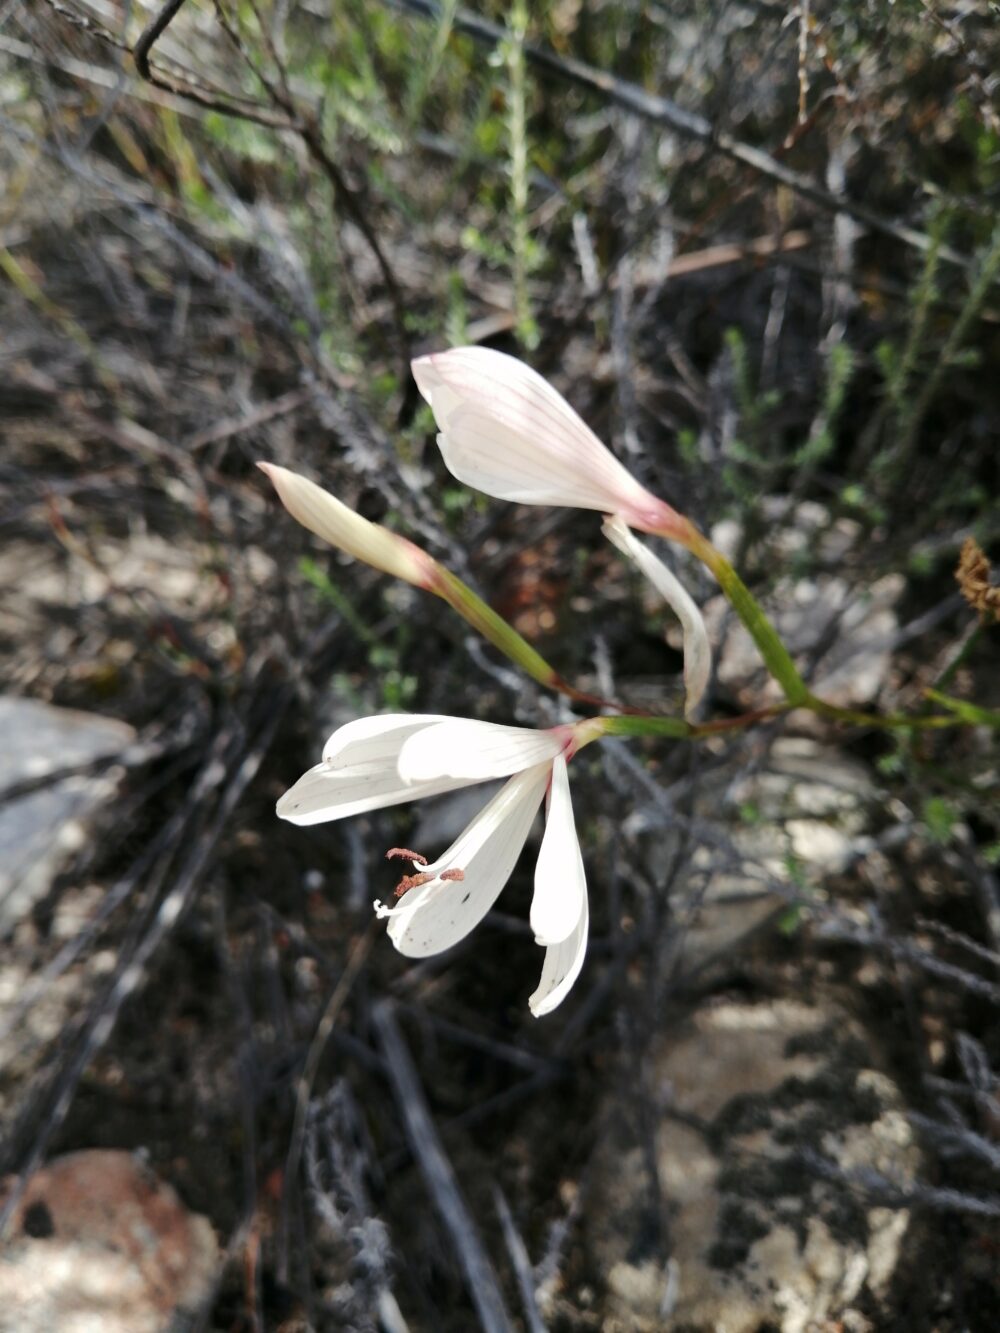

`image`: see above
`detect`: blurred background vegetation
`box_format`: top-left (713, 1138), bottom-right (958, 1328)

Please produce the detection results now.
top-left (1, 2), bottom-right (999, 1329)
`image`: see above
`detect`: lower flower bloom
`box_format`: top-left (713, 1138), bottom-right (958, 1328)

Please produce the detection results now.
top-left (277, 713), bottom-right (593, 1016)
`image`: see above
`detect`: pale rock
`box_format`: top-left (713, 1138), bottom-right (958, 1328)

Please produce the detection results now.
top-left (704, 500), bottom-right (902, 709)
top-left (672, 738), bottom-right (876, 974)
top-left (588, 997), bottom-right (922, 1332)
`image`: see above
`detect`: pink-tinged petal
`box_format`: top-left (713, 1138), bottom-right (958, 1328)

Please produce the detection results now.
top-left (385, 764), bottom-right (551, 957)
top-left (412, 347), bottom-right (675, 530)
top-left (258, 463), bottom-right (435, 586)
top-left (529, 890), bottom-right (588, 1017)
top-left (530, 756), bottom-right (586, 945)
top-left (397, 718), bottom-right (564, 783)
top-left (278, 714), bottom-right (469, 825)
top-left (603, 515), bottom-right (711, 718)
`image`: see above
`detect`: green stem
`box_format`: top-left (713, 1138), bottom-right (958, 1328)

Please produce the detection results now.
top-left (599, 704), bottom-right (790, 742)
top-left (923, 689), bottom-right (1000, 729)
top-left (432, 565), bottom-right (561, 688)
top-left (598, 697), bottom-right (966, 744)
top-left (638, 515), bottom-right (981, 736)
top-left (679, 524), bottom-right (810, 705)
top-left (598, 714), bottom-right (692, 741)
top-left (804, 693), bottom-right (964, 730)
top-left (431, 564), bottom-right (624, 710)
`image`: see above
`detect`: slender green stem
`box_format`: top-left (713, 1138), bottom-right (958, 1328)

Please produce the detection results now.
top-left (599, 704), bottom-right (791, 743)
top-left (598, 714), bottom-right (692, 740)
top-left (431, 565), bottom-right (562, 688)
top-left (598, 696), bottom-right (966, 746)
top-left (430, 564), bottom-right (627, 711)
top-left (678, 524), bottom-right (809, 705)
top-left (923, 689), bottom-right (1000, 729)
top-left (804, 693), bottom-right (965, 730)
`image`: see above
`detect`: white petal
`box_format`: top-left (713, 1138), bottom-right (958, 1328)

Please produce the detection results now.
top-left (412, 347), bottom-right (666, 526)
top-left (386, 764), bottom-right (550, 957)
top-left (276, 761), bottom-right (472, 825)
top-left (529, 890), bottom-right (589, 1017)
top-left (397, 718), bottom-right (563, 783)
top-left (278, 714), bottom-right (467, 825)
top-left (530, 756), bottom-right (586, 945)
top-left (602, 515), bottom-right (711, 717)
top-left (321, 713), bottom-right (453, 767)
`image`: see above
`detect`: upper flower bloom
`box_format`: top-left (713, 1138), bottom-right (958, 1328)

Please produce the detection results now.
top-left (412, 346), bottom-right (686, 537)
top-left (277, 713), bottom-right (596, 1016)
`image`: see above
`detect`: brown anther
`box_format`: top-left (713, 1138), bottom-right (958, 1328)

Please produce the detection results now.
top-left (393, 865), bottom-right (466, 898)
top-left (394, 871), bottom-right (435, 899)
top-left (385, 847), bottom-right (428, 865)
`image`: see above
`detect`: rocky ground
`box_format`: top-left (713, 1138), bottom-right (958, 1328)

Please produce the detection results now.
top-left (2, 2), bottom-right (1000, 1330)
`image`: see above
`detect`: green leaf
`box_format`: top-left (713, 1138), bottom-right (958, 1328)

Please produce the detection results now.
top-left (922, 796), bottom-right (958, 845)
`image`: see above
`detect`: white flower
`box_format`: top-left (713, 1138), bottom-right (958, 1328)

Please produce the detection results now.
top-left (602, 515), bottom-right (712, 718)
top-left (412, 346), bottom-right (685, 537)
top-left (277, 713), bottom-right (592, 1016)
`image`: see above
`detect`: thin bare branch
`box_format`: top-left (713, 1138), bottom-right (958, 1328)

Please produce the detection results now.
top-left (372, 1000), bottom-right (515, 1333)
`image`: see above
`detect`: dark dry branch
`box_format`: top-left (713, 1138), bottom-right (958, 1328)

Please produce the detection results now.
top-left (492, 1185), bottom-right (546, 1333)
top-left (303, 1084), bottom-right (402, 1330)
top-left (0, 679), bottom-right (291, 1235)
top-left (283, 918), bottom-right (378, 1254)
top-left (371, 999), bottom-right (516, 1333)
top-left (798, 1149), bottom-right (1000, 1221)
top-left (129, 0), bottom-right (298, 127)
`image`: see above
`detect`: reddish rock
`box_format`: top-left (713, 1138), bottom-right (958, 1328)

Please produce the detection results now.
top-left (0, 1150), bottom-right (218, 1333)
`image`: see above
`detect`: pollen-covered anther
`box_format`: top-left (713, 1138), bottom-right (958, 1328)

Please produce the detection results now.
top-left (394, 871), bottom-right (434, 898)
top-left (385, 846), bottom-right (428, 865)
top-left (393, 865), bottom-right (466, 899)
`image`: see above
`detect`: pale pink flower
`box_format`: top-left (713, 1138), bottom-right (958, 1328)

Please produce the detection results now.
top-left (412, 346), bottom-right (685, 537)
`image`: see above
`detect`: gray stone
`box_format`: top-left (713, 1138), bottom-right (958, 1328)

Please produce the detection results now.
top-left (654, 737), bottom-right (876, 976)
top-left (0, 699), bottom-right (135, 931)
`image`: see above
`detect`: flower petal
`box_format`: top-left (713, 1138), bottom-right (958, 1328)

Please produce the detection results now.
top-left (258, 462), bottom-right (434, 587)
top-left (412, 347), bottom-right (672, 529)
top-left (397, 718), bottom-right (564, 783)
top-left (530, 755), bottom-right (586, 945)
top-left (384, 764), bottom-right (550, 957)
top-left (278, 715), bottom-right (470, 825)
top-left (602, 515), bottom-right (711, 717)
top-left (529, 891), bottom-right (589, 1017)
top-left (321, 713), bottom-right (453, 767)
top-left (276, 762), bottom-right (472, 826)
